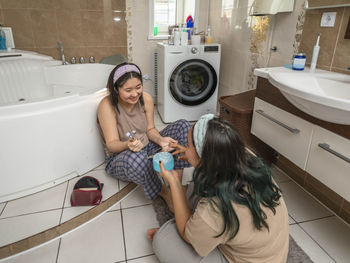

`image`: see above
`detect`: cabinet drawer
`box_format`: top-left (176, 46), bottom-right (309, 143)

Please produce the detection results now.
top-left (306, 126), bottom-right (350, 202)
top-left (251, 98), bottom-right (313, 169)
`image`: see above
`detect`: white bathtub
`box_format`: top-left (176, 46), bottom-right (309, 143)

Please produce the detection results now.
top-left (0, 52), bottom-right (114, 202)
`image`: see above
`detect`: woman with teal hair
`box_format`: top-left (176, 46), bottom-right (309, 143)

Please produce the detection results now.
top-left (147, 114), bottom-right (289, 263)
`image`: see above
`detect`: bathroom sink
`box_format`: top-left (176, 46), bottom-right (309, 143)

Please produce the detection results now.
top-left (256, 68), bottom-right (350, 125)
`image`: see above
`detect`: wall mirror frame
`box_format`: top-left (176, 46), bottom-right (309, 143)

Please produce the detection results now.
top-left (305, 0), bottom-right (350, 10)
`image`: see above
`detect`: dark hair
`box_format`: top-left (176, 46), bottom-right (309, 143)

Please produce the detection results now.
top-left (192, 117), bottom-right (282, 240)
top-left (107, 62), bottom-right (144, 112)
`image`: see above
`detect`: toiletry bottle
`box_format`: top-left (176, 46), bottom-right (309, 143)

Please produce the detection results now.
top-left (0, 26), bottom-right (6, 50)
top-left (310, 33), bottom-right (320, 72)
top-left (205, 25), bottom-right (212, 44)
top-left (173, 28), bottom-right (180, 46)
top-left (292, 53), bottom-right (306, 71)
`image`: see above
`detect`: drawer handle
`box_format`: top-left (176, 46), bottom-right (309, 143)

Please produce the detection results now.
top-left (255, 109), bottom-right (300, 134)
top-left (318, 143), bottom-right (350, 164)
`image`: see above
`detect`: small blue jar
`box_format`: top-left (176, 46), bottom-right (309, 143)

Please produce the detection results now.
top-left (292, 53), bottom-right (306, 71)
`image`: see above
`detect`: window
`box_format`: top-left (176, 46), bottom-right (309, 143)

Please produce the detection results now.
top-left (149, 0), bottom-right (196, 39)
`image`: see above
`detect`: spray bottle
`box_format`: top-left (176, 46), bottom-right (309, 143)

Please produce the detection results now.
top-left (0, 25), bottom-right (6, 50)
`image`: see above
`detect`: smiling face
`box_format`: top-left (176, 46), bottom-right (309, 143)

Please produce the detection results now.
top-left (117, 77), bottom-right (143, 105)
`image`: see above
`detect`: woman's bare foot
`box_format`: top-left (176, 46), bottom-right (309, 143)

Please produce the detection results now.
top-left (147, 228), bottom-right (159, 242)
top-left (159, 184), bottom-right (174, 213)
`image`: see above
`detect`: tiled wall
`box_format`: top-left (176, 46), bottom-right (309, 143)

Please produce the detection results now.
top-left (299, 6), bottom-right (350, 74)
top-left (0, 0), bottom-right (127, 63)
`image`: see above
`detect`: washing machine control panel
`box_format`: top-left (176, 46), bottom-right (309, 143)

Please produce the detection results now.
top-left (190, 47), bottom-right (199, 54)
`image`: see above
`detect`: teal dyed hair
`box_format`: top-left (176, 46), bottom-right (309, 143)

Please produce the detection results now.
top-left (191, 117), bottom-right (282, 240)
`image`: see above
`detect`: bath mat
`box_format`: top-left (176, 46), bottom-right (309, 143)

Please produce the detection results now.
top-left (152, 197), bottom-right (313, 263)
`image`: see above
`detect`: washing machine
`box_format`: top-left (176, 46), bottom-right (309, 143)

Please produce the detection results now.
top-left (156, 43), bottom-right (221, 123)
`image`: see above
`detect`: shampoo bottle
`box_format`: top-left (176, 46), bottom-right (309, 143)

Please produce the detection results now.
top-left (310, 33), bottom-right (320, 72)
top-left (0, 26), bottom-right (6, 50)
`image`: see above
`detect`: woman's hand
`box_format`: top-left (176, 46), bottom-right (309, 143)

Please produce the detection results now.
top-left (170, 142), bottom-right (200, 168)
top-left (127, 139), bottom-right (143, 152)
top-left (159, 161), bottom-right (181, 185)
top-left (159, 137), bottom-right (177, 152)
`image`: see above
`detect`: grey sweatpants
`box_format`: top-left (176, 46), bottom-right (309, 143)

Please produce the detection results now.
top-left (152, 183), bottom-right (229, 263)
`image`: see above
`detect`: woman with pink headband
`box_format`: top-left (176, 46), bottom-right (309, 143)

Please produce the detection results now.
top-left (98, 62), bottom-right (191, 210)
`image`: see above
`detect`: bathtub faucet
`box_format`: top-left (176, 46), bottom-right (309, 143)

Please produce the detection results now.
top-left (57, 41), bottom-right (68, 65)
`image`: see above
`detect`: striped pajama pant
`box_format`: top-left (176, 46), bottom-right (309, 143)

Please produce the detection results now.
top-left (105, 119), bottom-right (191, 200)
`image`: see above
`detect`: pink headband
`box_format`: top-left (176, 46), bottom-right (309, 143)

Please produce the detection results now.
top-left (113, 64), bottom-right (141, 84)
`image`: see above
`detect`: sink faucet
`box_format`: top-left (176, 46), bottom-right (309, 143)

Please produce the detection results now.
top-left (57, 41), bottom-right (68, 65)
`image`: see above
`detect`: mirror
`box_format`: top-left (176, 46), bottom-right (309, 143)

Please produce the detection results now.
top-left (306, 0), bottom-right (350, 9)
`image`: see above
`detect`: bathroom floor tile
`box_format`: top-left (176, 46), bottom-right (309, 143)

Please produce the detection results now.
top-left (128, 255), bottom-right (160, 263)
top-left (94, 162), bottom-right (106, 170)
top-left (58, 210), bottom-right (125, 263)
top-left (0, 209), bottom-right (61, 247)
top-left (1, 239), bottom-right (60, 263)
top-left (64, 169), bottom-right (118, 208)
top-left (120, 183), bottom-right (151, 209)
top-left (182, 166), bottom-right (194, 185)
top-left (122, 204), bottom-right (159, 260)
top-left (289, 224), bottom-right (335, 263)
top-left (271, 165), bottom-right (291, 183)
top-left (60, 206), bottom-right (93, 223)
top-left (300, 217), bottom-right (350, 263)
top-left (289, 216), bottom-right (296, 225)
top-left (0, 182), bottom-right (67, 218)
top-left (279, 181), bottom-right (332, 222)
top-left (0, 202), bottom-right (6, 216)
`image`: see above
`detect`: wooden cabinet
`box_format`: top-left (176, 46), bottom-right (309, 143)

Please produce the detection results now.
top-left (251, 98), bottom-right (314, 170)
top-left (306, 126), bottom-right (350, 202)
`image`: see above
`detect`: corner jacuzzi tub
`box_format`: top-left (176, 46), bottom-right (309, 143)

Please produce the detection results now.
top-left (0, 52), bottom-right (114, 202)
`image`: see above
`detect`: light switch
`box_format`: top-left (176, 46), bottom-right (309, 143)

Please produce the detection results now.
top-left (320, 12), bottom-right (336, 27)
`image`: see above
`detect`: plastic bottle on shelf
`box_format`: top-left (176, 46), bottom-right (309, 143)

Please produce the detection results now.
top-left (0, 26), bottom-right (7, 50)
top-left (205, 25), bottom-right (212, 44)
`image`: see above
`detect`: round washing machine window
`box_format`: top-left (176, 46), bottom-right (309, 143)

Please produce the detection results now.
top-left (169, 59), bottom-right (217, 106)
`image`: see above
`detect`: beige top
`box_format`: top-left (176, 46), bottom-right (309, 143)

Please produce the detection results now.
top-left (116, 101), bottom-right (149, 146)
top-left (185, 196), bottom-right (289, 263)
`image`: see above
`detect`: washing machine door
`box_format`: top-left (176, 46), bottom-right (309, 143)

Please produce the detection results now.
top-left (169, 59), bottom-right (217, 106)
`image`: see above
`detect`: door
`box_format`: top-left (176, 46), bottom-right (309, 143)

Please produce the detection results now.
top-left (169, 59), bottom-right (217, 105)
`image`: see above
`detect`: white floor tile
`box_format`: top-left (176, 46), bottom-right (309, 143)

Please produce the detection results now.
top-left (289, 216), bottom-right (296, 225)
top-left (271, 165), bottom-right (291, 183)
top-left (94, 162), bottom-right (106, 170)
top-left (60, 206), bottom-right (92, 223)
top-left (58, 210), bottom-right (125, 263)
top-left (0, 202), bottom-right (6, 216)
top-left (122, 205), bottom-right (159, 259)
top-left (279, 181), bottom-right (332, 222)
top-left (0, 209), bottom-right (61, 247)
top-left (1, 182), bottom-right (67, 218)
top-left (64, 170), bottom-right (118, 208)
top-left (154, 112), bottom-right (164, 126)
top-left (120, 182), bottom-right (151, 209)
top-left (1, 240), bottom-right (60, 263)
top-left (289, 224), bottom-right (335, 263)
top-left (128, 255), bottom-right (160, 263)
top-left (300, 217), bottom-right (350, 263)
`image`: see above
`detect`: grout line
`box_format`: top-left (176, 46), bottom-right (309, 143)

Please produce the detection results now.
top-left (55, 238), bottom-right (61, 263)
top-left (121, 203), bottom-right (153, 211)
top-left (59, 182), bottom-right (70, 224)
top-left (294, 214), bottom-right (335, 225)
top-left (297, 221), bottom-right (337, 263)
top-left (0, 202), bottom-right (7, 217)
top-left (120, 209), bottom-right (128, 262)
top-left (0, 207), bottom-right (62, 221)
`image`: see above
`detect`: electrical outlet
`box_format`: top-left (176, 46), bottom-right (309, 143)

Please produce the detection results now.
top-left (320, 12), bottom-right (336, 27)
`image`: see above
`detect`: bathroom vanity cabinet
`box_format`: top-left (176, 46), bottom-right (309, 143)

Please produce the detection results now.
top-left (251, 77), bottom-right (350, 223)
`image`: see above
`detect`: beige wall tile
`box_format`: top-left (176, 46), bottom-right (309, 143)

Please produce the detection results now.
top-left (111, 0), bottom-right (125, 11)
top-left (332, 7), bottom-right (350, 71)
top-left (0, 0), bottom-right (28, 9)
top-left (104, 11), bottom-right (127, 46)
top-left (31, 47), bottom-right (61, 60)
top-left (54, 0), bottom-right (82, 10)
top-left (2, 9), bottom-right (34, 48)
top-left (299, 8), bottom-right (344, 68)
top-left (28, 0), bottom-right (55, 9)
top-left (31, 10), bottom-right (58, 47)
top-left (85, 46), bottom-right (127, 63)
top-left (308, 0), bottom-right (350, 8)
top-left (62, 47), bottom-right (87, 62)
top-left (81, 10), bottom-right (105, 46)
top-left (56, 9), bottom-right (84, 47)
